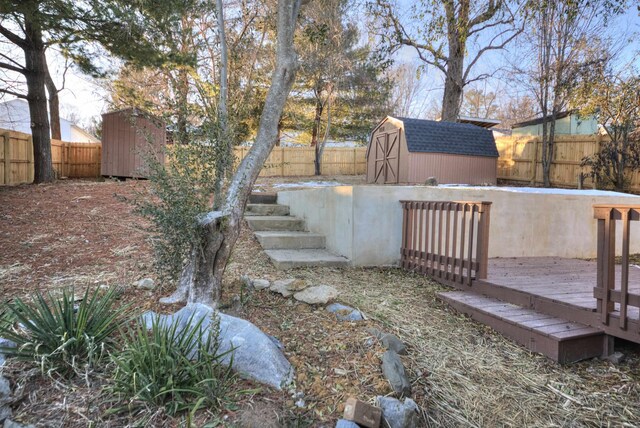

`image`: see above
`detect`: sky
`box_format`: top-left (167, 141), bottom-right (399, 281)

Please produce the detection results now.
top-left (3, 1), bottom-right (639, 129)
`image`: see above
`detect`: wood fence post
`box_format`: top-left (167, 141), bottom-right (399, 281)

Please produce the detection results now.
top-left (281, 146), bottom-right (285, 176)
top-left (353, 148), bottom-right (357, 175)
top-left (3, 133), bottom-right (10, 185)
top-left (27, 136), bottom-right (34, 182)
top-left (530, 138), bottom-right (538, 185)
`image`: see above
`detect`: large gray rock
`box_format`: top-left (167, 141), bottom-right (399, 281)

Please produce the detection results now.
top-left (381, 351), bottom-right (411, 396)
top-left (141, 304), bottom-right (293, 390)
top-left (376, 396), bottom-right (419, 428)
top-left (326, 303), bottom-right (364, 322)
top-left (293, 285), bottom-right (338, 305)
top-left (0, 376), bottom-right (11, 424)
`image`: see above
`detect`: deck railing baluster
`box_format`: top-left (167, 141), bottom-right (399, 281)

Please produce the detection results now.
top-left (593, 204), bottom-right (640, 337)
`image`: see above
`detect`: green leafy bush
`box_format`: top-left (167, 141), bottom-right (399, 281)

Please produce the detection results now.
top-left (0, 287), bottom-right (127, 376)
top-left (132, 141), bottom-right (225, 283)
top-left (108, 313), bottom-right (237, 420)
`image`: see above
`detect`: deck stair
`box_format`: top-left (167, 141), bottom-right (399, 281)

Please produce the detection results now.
top-left (438, 290), bottom-right (606, 364)
top-left (245, 194), bottom-right (349, 269)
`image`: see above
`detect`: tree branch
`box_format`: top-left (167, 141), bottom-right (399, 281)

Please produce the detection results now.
top-left (0, 60), bottom-right (26, 75)
top-left (0, 23), bottom-right (27, 49)
top-left (0, 87), bottom-right (27, 99)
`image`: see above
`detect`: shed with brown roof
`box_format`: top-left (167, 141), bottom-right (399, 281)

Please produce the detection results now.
top-left (366, 116), bottom-right (498, 185)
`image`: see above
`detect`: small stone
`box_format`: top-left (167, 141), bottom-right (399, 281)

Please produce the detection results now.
top-left (381, 334), bottom-right (407, 355)
top-left (3, 420), bottom-right (35, 428)
top-left (270, 279), bottom-right (295, 297)
top-left (381, 351), bottom-right (411, 396)
top-left (293, 285), bottom-right (338, 305)
top-left (376, 396), bottom-right (419, 428)
top-left (367, 327), bottom-right (384, 340)
top-left (252, 279), bottom-right (271, 290)
top-left (424, 177), bottom-right (438, 186)
top-left (134, 278), bottom-right (155, 290)
top-left (0, 377), bottom-right (9, 398)
top-left (286, 279), bottom-right (308, 292)
top-left (336, 419), bottom-right (360, 428)
top-left (604, 352), bottom-right (626, 365)
top-left (240, 275), bottom-right (252, 288)
top-left (295, 399), bottom-right (305, 408)
top-left (326, 303), bottom-right (364, 322)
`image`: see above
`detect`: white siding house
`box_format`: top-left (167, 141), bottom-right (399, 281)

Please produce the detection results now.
top-left (0, 99), bottom-right (99, 142)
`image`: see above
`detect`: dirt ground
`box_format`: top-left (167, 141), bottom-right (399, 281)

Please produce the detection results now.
top-left (1, 178), bottom-right (639, 427)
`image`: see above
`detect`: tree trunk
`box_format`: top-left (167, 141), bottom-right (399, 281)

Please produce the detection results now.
top-left (24, 18), bottom-right (54, 183)
top-left (160, 0), bottom-right (302, 307)
top-left (315, 95), bottom-right (332, 176)
top-left (213, 0), bottom-right (230, 210)
top-left (441, 58), bottom-right (463, 122)
top-left (311, 99), bottom-right (323, 175)
top-left (44, 60), bottom-right (61, 141)
top-left (441, 19), bottom-right (465, 122)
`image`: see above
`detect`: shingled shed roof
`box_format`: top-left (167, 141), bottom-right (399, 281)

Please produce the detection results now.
top-left (394, 117), bottom-right (499, 158)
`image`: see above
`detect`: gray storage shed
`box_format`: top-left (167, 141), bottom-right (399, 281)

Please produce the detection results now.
top-left (101, 108), bottom-right (166, 178)
top-left (366, 116), bottom-right (499, 185)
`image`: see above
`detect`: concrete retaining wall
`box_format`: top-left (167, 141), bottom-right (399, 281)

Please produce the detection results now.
top-left (277, 185), bottom-right (640, 266)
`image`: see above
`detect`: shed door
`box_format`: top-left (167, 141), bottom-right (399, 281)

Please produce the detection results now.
top-left (373, 129), bottom-right (400, 184)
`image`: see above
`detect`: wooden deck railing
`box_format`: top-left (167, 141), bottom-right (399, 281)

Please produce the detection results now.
top-left (593, 205), bottom-right (640, 331)
top-left (400, 201), bottom-right (491, 285)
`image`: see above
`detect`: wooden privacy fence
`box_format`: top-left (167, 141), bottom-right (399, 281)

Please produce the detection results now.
top-left (234, 146), bottom-right (366, 177)
top-left (593, 204), bottom-right (640, 336)
top-left (0, 129), bottom-right (101, 185)
top-left (496, 135), bottom-right (640, 192)
top-left (400, 200), bottom-right (492, 285)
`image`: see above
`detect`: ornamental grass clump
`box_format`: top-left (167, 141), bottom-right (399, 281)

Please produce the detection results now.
top-left (0, 287), bottom-right (127, 377)
top-left (108, 313), bottom-right (237, 420)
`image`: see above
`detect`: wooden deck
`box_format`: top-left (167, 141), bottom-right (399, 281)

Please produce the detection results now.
top-left (402, 202), bottom-right (640, 362)
top-left (485, 257), bottom-right (640, 317)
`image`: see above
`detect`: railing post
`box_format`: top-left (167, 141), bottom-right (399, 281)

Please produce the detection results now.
top-left (476, 202), bottom-right (492, 280)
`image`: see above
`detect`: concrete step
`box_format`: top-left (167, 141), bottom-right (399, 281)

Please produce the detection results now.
top-left (249, 193), bottom-right (277, 204)
top-left (246, 215), bottom-right (306, 231)
top-left (246, 203), bottom-right (290, 216)
top-left (265, 249), bottom-right (350, 269)
top-left (438, 290), bottom-right (605, 364)
top-left (255, 231), bottom-right (325, 250)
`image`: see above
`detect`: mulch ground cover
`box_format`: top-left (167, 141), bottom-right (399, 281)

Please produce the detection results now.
top-left (1, 178), bottom-right (639, 427)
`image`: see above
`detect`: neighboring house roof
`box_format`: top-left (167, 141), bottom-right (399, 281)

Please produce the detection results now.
top-left (0, 98), bottom-right (99, 142)
top-left (511, 111), bottom-right (573, 129)
top-left (392, 116), bottom-right (499, 158)
top-left (458, 115), bottom-right (501, 129)
top-left (70, 124), bottom-right (100, 142)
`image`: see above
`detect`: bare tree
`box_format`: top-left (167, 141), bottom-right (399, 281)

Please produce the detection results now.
top-left (369, 0), bottom-right (523, 121)
top-left (388, 62), bottom-right (433, 118)
top-left (512, 0), bottom-right (622, 187)
top-left (160, 0), bottom-right (304, 306)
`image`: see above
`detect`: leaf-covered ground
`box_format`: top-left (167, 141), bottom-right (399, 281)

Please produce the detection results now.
top-left (0, 178), bottom-right (639, 427)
